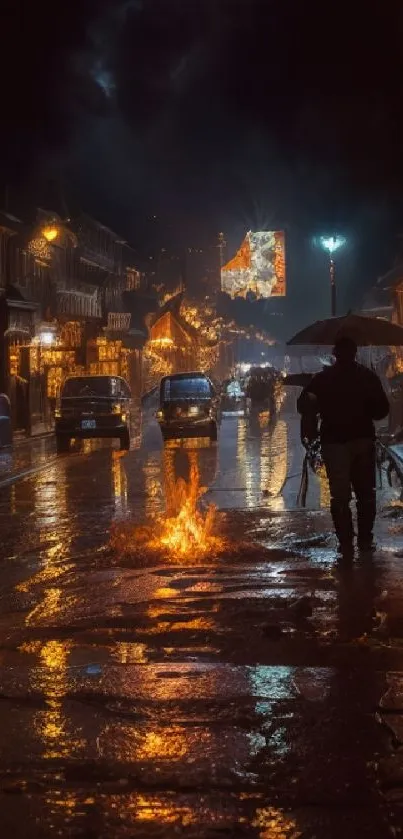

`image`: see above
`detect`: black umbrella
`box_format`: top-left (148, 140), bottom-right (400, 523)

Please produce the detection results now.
top-left (287, 313), bottom-right (403, 347)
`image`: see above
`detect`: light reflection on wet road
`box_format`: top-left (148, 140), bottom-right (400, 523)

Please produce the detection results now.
top-left (0, 397), bottom-right (403, 836)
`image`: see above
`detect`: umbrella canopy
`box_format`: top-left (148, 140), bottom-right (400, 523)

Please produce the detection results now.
top-left (287, 313), bottom-right (403, 347)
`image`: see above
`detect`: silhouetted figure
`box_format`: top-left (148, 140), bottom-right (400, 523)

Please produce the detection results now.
top-left (297, 335), bottom-right (389, 556)
top-left (246, 367), bottom-right (276, 414)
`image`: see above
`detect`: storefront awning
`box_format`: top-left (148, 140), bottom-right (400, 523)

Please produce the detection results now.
top-left (3, 327), bottom-right (32, 339)
top-left (1, 290), bottom-right (37, 341)
top-left (5, 297), bottom-right (37, 312)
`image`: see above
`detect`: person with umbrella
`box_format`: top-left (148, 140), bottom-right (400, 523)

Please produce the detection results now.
top-left (297, 334), bottom-right (389, 557)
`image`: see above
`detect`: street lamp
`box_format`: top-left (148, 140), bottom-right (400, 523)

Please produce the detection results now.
top-left (39, 323), bottom-right (57, 346)
top-left (320, 235), bottom-right (346, 317)
top-left (40, 331), bottom-right (55, 346)
top-left (42, 225), bottom-right (59, 243)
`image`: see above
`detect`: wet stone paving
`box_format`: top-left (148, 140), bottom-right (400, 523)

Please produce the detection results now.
top-left (1, 397), bottom-right (403, 836)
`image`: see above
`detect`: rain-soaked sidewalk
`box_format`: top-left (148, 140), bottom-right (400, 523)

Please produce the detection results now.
top-left (0, 434), bottom-right (57, 486)
top-left (1, 399), bottom-right (403, 836)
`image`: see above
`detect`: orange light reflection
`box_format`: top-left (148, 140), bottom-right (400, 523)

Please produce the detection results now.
top-left (252, 806), bottom-right (301, 839)
top-left (108, 793), bottom-right (195, 827)
top-left (20, 638), bottom-right (84, 760)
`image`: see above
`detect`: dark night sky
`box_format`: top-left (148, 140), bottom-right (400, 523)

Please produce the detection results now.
top-left (2, 0), bottom-right (403, 331)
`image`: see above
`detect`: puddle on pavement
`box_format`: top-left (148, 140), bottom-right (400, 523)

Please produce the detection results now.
top-left (12, 789), bottom-right (303, 838)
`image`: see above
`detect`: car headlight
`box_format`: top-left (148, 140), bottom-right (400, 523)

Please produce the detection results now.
top-left (112, 403), bottom-right (122, 414)
top-left (189, 406), bottom-right (200, 415)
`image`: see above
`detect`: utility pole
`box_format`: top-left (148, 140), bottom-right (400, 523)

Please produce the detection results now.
top-left (329, 254), bottom-right (336, 317)
top-left (320, 236), bottom-right (346, 317)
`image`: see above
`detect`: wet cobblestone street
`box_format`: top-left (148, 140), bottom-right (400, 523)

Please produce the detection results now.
top-left (1, 398), bottom-right (403, 837)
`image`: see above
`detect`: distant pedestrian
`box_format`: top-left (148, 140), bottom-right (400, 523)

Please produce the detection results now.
top-left (297, 335), bottom-right (389, 556)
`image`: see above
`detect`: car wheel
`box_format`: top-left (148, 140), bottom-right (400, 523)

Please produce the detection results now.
top-left (56, 435), bottom-right (70, 454)
top-left (120, 430), bottom-right (130, 451)
top-left (210, 422), bottom-right (218, 442)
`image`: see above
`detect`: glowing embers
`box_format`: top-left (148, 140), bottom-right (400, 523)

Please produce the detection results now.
top-left (111, 451), bottom-right (225, 561)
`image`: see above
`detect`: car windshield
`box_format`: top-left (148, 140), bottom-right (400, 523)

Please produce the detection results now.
top-left (163, 377), bottom-right (212, 400)
top-left (62, 377), bottom-right (122, 398)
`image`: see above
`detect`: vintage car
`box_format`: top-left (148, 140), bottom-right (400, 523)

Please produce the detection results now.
top-left (156, 372), bottom-right (221, 441)
top-left (55, 375), bottom-right (133, 453)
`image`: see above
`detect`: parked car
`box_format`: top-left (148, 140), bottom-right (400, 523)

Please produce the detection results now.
top-left (156, 372), bottom-right (221, 441)
top-left (0, 394), bottom-right (12, 447)
top-left (55, 375), bottom-right (133, 453)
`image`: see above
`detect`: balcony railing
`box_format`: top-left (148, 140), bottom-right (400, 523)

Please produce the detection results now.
top-left (56, 289), bottom-right (102, 319)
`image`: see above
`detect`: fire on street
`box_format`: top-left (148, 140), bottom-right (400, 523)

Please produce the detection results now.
top-left (0, 397), bottom-right (403, 837)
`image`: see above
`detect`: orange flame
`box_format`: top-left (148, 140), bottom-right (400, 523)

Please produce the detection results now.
top-left (110, 451), bottom-right (225, 561)
top-left (150, 455), bottom-right (221, 557)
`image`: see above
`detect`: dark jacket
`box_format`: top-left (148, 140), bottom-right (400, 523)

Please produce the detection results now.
top-left (297, 362), bottom-right (389, 444)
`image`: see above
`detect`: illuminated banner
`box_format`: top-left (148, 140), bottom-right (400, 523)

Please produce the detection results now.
top-left (221, 230), bottom-right (286, 299)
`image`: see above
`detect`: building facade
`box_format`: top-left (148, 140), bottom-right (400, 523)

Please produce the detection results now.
top-left (361, 264), bottom-right (403, 322)
top-left (0, 208), bottom-right (145, 436)
top-left (361, 265), bottom-right (403, 433)
top-left (142, 294), bottom-right (199, 393)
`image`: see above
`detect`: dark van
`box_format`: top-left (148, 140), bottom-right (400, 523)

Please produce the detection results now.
top-left (156, 372), bottom-right (220, 441)
top-left (55, 375), bottom-right (133, 453)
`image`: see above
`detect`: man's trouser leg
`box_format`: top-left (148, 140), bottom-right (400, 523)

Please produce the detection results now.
top-left (322, 443), bottom-right (354, 547)
top-left (350, 438), bottom-right (376, 547)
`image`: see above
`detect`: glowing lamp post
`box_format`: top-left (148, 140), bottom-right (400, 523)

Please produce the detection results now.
top-left (40, 330), bottom-right (55, 346)
top-left (39, 323), bottom-right (57, 346)
top-left (320, 235), bottom-right (346, 317)
top-left (42, 226), bottom-right (59, 243)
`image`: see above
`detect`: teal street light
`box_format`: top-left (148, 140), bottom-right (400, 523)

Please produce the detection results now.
top-left (320, 236), bottom-right (346, 317)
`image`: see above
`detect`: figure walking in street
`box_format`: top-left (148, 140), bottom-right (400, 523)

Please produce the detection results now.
top-left (297, 335), bottom-right (389, 556)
